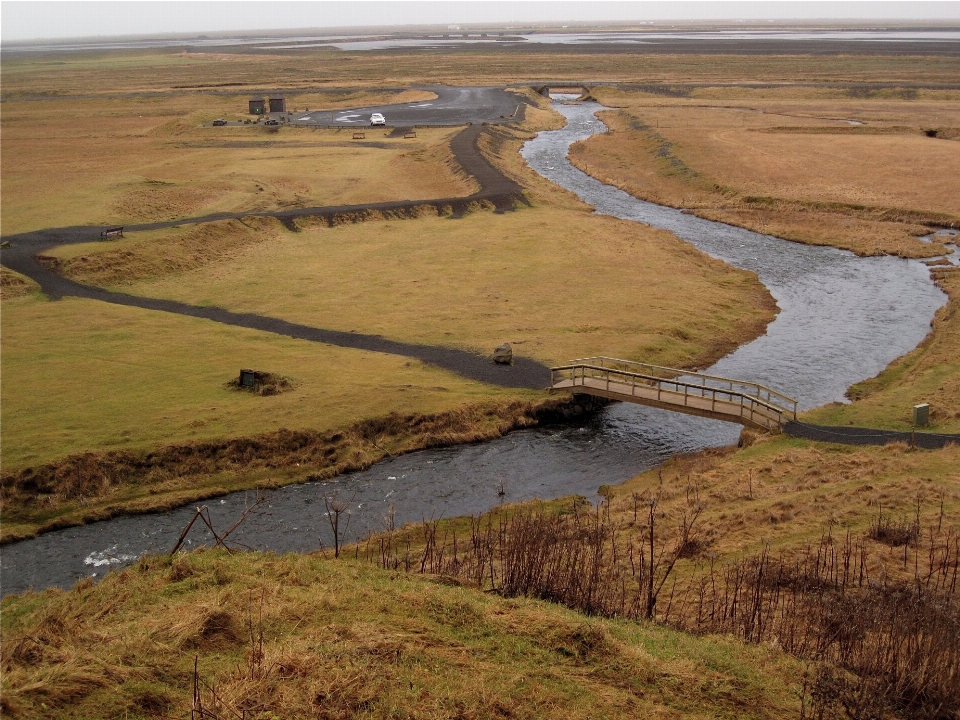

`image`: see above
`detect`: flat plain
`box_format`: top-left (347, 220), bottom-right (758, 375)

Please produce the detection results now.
top-left (571, 85), bottom-right (960, 257)
top-left (2, 34), bottom-right (960, 719)
top-left (0, 52), bottom-right (775, 536)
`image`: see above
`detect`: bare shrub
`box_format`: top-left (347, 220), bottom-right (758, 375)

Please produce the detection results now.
top-left (360, 496), bottom-right (960, 719)
top-left (678, 529), bottom-right (960, 719)
top-left (867, 502), bottom-right (920, 548)
top-left (365, 492), bottom-right (702, 621)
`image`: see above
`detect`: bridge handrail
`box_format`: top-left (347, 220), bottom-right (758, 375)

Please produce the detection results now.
top-left (551, 363), bottom-right (796, 420)
top-left (565, 356), bottom-right (798, 413)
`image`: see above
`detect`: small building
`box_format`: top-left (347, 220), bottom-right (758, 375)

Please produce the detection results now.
top-left (268, 96), bottom-right (286, 113)
top-left (248, 98), bottom-right (266, 115)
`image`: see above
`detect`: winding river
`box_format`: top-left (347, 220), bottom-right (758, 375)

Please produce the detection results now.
top-left (0, 97), bottom-right (946, 597)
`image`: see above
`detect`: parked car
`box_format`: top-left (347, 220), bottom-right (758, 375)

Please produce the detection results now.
top-left (212, 118), bottom-right (227, 126)
top-left (370, 113), bottom-right (386, 126)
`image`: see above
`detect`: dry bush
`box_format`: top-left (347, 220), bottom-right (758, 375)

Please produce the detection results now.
top-left (363, 496), bottom-right (960, 719)
top-left (867, 502), bottom-right (920, 547)
top-left (677, 530), bottom-right (960, 719)
top-left (365, 492), bottom-right (703, 621)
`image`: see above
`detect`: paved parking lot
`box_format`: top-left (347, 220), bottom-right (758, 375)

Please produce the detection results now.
top-left (291, 86), bottom-right (525, 127)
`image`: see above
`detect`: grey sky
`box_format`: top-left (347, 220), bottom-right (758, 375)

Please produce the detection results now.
top-left (3, 1), bottom-right (959, 43)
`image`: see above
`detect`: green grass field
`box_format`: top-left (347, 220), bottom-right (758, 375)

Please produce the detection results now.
top-left (0, 293), bottom-right (531, 470)
top-left (53, 209), bottom-right (775, 369)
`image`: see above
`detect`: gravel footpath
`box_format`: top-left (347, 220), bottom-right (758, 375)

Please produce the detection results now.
top-left (1, 125), bottom-right (550, 390)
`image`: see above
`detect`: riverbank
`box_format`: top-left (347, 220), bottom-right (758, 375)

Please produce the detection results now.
top-left (569, 86), bottom-right (960, 259)
top-left (557, 92), bottom-right (960, 559)
top-left (1, 395), bottom-right (619, 545)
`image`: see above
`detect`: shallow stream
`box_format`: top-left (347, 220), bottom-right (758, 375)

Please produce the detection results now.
top-left (0, 98), bottom-right (945, 596)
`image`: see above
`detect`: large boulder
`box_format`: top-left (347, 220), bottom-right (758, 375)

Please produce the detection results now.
top-left (492, 343), bottom-right (513, 365)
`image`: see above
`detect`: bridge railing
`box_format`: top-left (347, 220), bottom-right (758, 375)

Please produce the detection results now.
top-left (551, 360), bottom-right (797, 427)
top-left (565, 357), bottom-right (798, 419)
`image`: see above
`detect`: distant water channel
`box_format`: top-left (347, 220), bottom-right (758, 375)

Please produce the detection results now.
top-left (1, 97), bottom-right (946, 596)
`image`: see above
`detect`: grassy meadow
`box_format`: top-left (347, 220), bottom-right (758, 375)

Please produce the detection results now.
top-left (0, 92), bottom-right (472, 235)
top-left (571, 86), bottom-right (960, 257)
top-left (46, 210), bottom-right (775, 368)
top-left (3, 43), bottom-right (960, 719)
top-left (0, 293), bottom-right (534, 470)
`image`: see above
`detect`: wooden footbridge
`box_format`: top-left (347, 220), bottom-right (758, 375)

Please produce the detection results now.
top-left (550, 357), bottom-right (798, 431)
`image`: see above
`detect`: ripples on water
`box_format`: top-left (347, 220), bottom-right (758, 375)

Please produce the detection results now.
top-left (1, 98), bottom-right (946, 596)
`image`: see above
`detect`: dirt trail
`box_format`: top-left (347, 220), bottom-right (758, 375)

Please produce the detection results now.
top-left (0, 125), bottom-right (549, 390)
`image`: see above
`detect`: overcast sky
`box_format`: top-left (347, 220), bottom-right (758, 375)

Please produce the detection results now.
top-left (3, 1), bottom-right (959, 43)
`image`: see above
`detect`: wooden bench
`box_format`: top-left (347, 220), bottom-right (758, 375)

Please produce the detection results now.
top-left (404, 131), bottom-right (418, 139)
top-left (100, 226), bottom-right (124, 240)
top-left (352, 132), bottom-right (366, 139)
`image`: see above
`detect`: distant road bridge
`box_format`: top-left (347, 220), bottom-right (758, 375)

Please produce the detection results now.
top-left (550, 357), bottom-right (797, 431)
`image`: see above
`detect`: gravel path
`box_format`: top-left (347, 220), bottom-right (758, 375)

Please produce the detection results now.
top-left (1, 124), bottom-right (550, 391)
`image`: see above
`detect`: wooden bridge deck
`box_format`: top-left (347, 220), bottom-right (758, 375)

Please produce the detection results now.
top-left (550, 357), bottom-right (797, 431)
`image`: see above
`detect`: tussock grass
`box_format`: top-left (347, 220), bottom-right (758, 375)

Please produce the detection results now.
top-left (573, 88), bottom-right (960, 258)
top-left (0, 549), bottom-right (803, 719)
top-left (597, 436), bottom-right (960, 606)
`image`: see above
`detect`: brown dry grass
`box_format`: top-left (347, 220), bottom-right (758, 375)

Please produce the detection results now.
top-left (0, 550), bottom-right (802, 719)
top-left (610, 436), bottom-right (960, 566)
top-left (0, 92), bottom-right (474, 235)
top-left (572, 87), bottom-right (960, 257)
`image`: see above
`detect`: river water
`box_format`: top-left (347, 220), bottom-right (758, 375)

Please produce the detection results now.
top-left (0, 98), bottom-right (945, 597)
